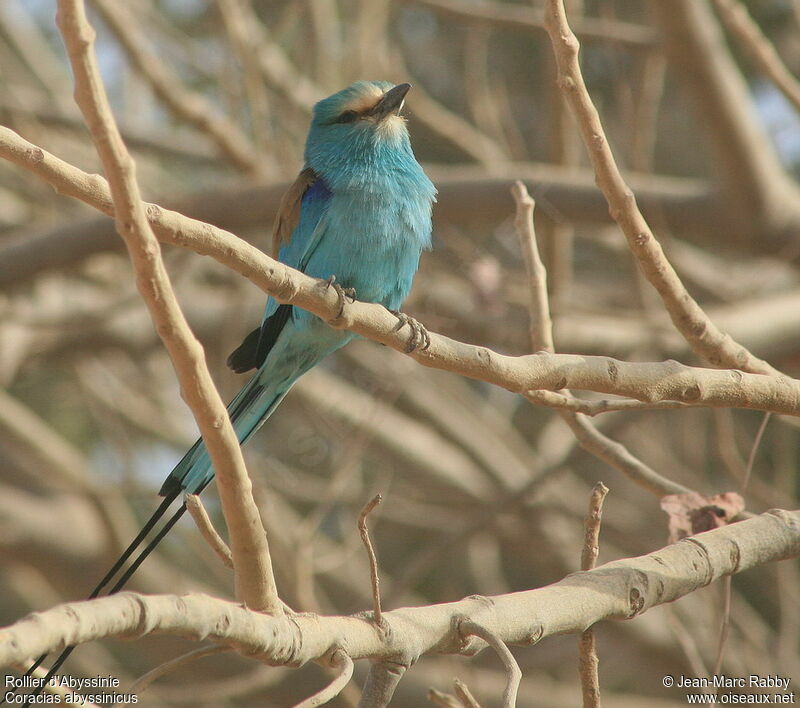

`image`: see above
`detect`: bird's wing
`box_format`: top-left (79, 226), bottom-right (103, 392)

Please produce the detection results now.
top-left (271, 166), bottom-right (318, 258)
top-left (227, 167), bottom-right (333, 373)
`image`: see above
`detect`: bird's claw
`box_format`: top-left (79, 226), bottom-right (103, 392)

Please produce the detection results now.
top-left (325, 276), bottom-right (356, 321)
top-left (388, 309), bottom-right (431, 353)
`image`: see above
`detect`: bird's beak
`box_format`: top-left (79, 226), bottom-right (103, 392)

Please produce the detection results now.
top-left (371, 83), bottom-right (412, 122)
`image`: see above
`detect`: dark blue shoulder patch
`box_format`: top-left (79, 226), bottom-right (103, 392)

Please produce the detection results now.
top-left (304, 177), bottom-right (332, 203)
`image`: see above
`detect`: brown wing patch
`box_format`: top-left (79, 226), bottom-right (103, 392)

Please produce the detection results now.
top-left (272, 167), bottom-right (318, 258)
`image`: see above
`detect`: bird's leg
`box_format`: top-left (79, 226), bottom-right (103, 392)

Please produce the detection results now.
top-left (387, 308), bottom-right (431, 353)
top-left (325, 275), bottom-right (357, 321)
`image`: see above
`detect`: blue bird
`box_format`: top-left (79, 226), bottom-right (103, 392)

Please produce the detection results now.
top-left (163, 79), bottom-right (436, 497)
top-left (16, 81), bottom-right (435, 699)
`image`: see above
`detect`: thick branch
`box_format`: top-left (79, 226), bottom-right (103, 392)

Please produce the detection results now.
top-left (0, 128), bottom-right (798, 419)
top-left (56, 0), bottom-right (278, 613)
top-left (2, 510), bottom-right (797, 669)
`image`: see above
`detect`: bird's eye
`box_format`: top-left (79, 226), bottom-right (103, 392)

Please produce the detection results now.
top-left (336, 110), bottom-right (358, 123)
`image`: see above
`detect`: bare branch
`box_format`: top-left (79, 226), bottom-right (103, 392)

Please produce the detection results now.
top-left (2, 128), bottom-right (800, 420)
top-left (0, 152), bottom-right (720, 290)
top-left (358, 494), bottom-right (384, 627)
top-left (578, 482), bottom-right (608, 708)
top-left (652, 0), bottom-right (800, 245)
top-left (294, 650), bottom-right (354, 708)
top-left (560, 413), bottom-right (691, 497)
top-left (1, 510), bottom-right (798, 670)
top-left (406, 0), bottom-right (656, 47)
top-left (359, 662), bottom-right (408, 708)
top-left (511, 181), bottom-right (690, 498)
top-left (511, 181), bottom-right (552, 353)
top-left (185, 494), bottom-right (234, 570)
top-left (543, 0), bottom-right (780, 377)
top-left (55, 0), bottom-right (279, 613)
top-left (459, 620), bottom-right (521, 708)
top-left (129, 645), bottom-right (230, 695)
top-left (581, 482), bottom-right (608, 572)
top-left (453, 679), bottom-right (481, 708)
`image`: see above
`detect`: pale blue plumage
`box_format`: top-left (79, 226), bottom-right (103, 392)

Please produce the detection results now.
top-left (163, 81), bottom-right (436, 495)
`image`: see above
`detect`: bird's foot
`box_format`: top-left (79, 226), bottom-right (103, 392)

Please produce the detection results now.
top-left (325, 276), bottom-right (356, 322)
top-left (388, 308), bottom-right (431, 353)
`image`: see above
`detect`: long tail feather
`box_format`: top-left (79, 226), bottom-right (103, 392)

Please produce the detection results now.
top-left (10, 492), bottom-right (183, 706)
top-left (13, 364), bottom-right (299, 703)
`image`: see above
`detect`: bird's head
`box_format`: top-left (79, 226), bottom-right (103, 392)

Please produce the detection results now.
top-left (305, 81), bottom-right (416, 179)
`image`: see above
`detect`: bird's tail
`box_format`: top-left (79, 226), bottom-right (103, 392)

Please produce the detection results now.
top-left (8, 490), bottom-right (185, 705)
top-left (159, 371), bottom-right (290, 497)
top-left (12, 372), bottom-right (290, 706)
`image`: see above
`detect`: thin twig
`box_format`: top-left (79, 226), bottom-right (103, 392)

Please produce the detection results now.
top-left (129, 645), bottom-right (230, 695)
top-left (293, 650), bottom-right (354, 708)
top-left (511, 181), bottom-right (691, 497)
top-left (459, 620), bottom-right (521, 708)
top-left (453, 678), bottom-right (482, 708)
top-left (358, 494), bottom-right (384, 626)
top-left (511, 181), bottom-right (553, 353)
top-left (742, 412), bottom-right (771, 492)
top-left (578, 482), bottom-right (608, 708)
top-left (55, 0), bottom-right (280, 614)
top-left (427, 689), bottom-right (461, 707)
top-left (713, 411), bottom-right (771, 675)
top-left (712, 576), bottom-right (733, 679)
top-left (581, 482), bottom-right (609, 572)
top-left (185, 494), bottom-right (234, 569)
